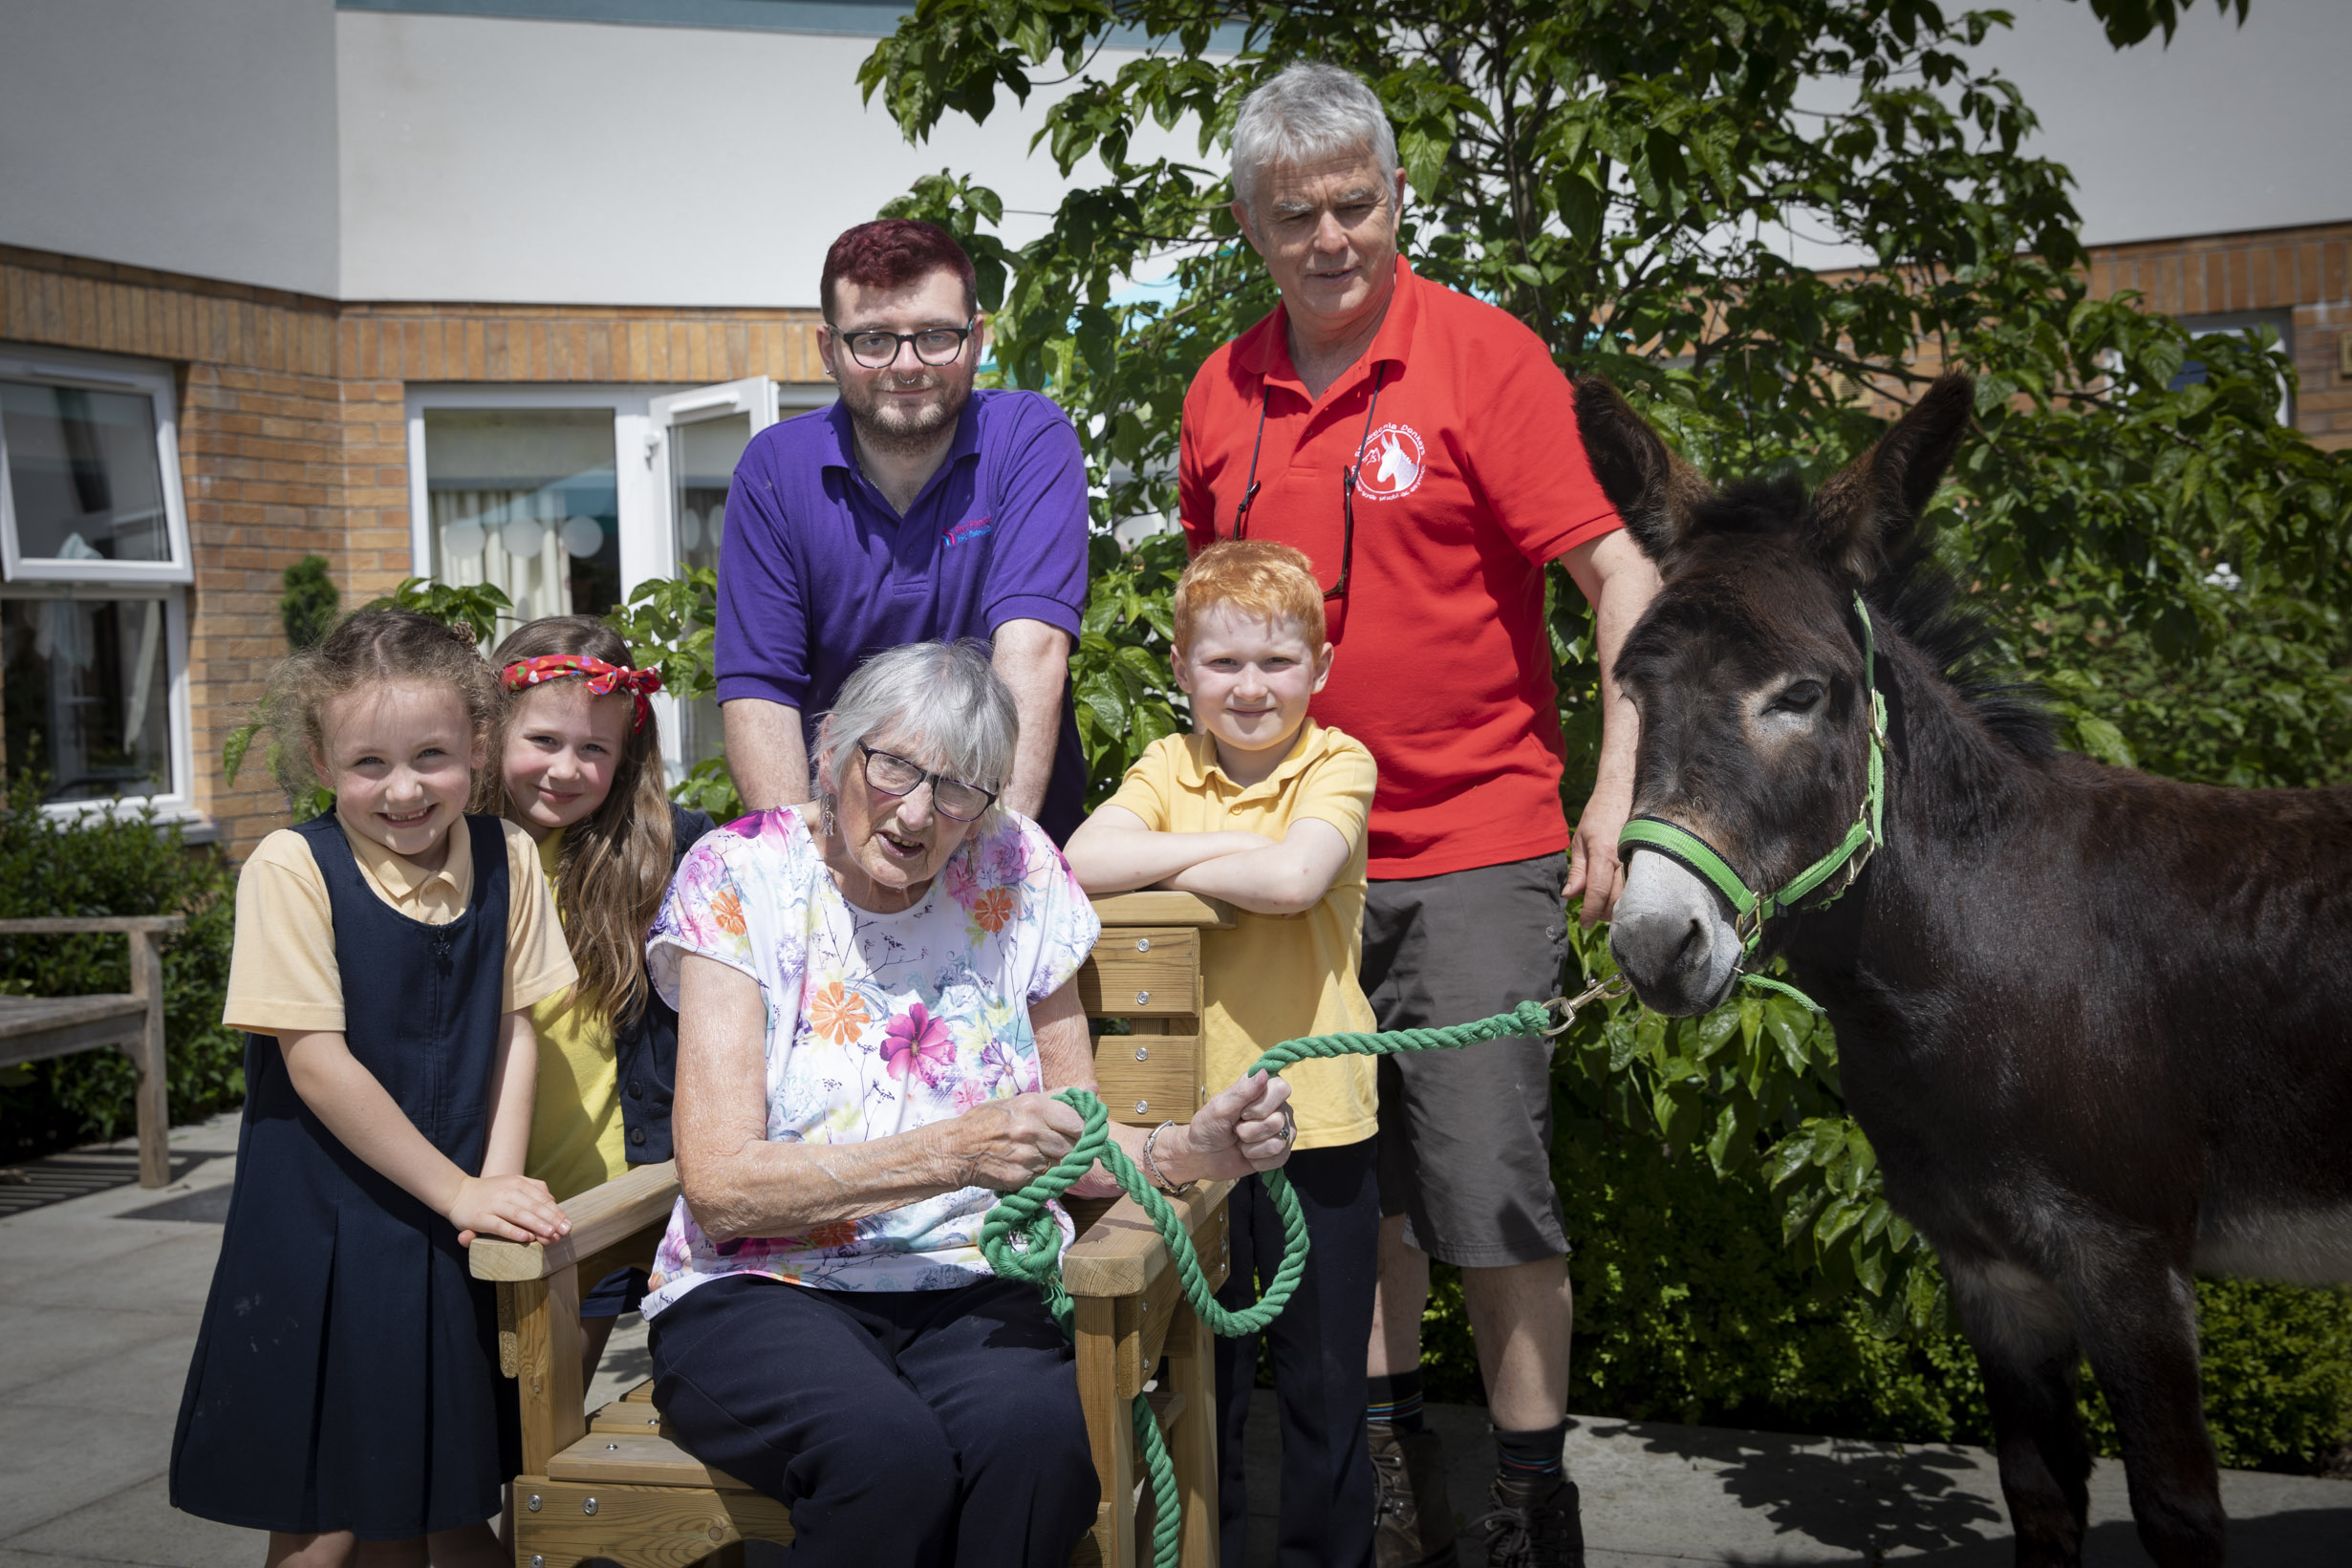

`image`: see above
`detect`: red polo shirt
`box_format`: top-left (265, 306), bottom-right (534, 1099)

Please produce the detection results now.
top-left (1177, 258), bottom-right (1622, 879)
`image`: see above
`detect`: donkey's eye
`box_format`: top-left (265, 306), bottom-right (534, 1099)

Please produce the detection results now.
top-left (1772, 680), bottom-right (1825, 714)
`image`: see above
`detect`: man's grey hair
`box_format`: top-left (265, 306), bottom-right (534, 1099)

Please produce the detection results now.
top-left (1230, 62), bottom-right (1400, 212)
top-left (812, 640), bottom-right (1019, 827)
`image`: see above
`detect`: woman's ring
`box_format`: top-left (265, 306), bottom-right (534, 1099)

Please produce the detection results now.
top-left (1279, 1104), bottom-right (1298, 1146)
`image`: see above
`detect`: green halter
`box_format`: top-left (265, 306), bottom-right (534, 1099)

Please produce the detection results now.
top-left (1615, 592), bottom-right (1889, 1013)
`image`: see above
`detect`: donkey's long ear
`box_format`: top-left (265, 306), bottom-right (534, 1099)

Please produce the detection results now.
top-left (1808, 374), bottom-right (1974, 584)
top-left (1573, 377), bottom-right (1714, 569)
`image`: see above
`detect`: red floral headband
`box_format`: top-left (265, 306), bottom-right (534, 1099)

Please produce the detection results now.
top-left (501, 654), bottom-right (663, 731)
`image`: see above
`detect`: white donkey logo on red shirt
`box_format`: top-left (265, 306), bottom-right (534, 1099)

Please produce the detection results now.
top-left (1358, 423), bottom-right (1427, 501)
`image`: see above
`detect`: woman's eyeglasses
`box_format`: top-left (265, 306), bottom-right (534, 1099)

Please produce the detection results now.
top-left (840, 321), bottom-right (977, 370)
top-left (857, 743), bottom-right (998, 822)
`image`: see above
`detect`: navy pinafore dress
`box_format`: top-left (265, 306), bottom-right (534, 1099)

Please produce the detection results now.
top-left (172, 813), bottom-right (519, 1538)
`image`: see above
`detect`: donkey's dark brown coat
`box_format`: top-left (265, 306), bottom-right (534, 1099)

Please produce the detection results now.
top-left (1585, 375), bottom-right (2352, 1567)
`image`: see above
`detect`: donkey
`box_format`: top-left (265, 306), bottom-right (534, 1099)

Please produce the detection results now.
top-left (1579, 373), bottom-right (2352, 1566)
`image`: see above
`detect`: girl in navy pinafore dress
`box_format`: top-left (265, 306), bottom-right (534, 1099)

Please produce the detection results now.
top-left (173, 610), bottom-right (576, 1565)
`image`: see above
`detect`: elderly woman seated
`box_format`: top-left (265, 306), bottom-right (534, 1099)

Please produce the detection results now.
top-left (637, 640), bottom-right (1295, 1568)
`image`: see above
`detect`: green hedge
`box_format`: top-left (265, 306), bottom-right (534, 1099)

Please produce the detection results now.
top-left (1415, 1073), bottom-right (2352, 1473)
top-left (0, 772), bottom-right (242, 1160)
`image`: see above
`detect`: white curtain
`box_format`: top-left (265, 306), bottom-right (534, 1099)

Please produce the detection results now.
top-left (432, 487), bottom-right (576, 632)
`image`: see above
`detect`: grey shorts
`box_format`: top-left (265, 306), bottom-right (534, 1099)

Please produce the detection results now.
top-left (1366, 852), bottom-right (1571, 1268)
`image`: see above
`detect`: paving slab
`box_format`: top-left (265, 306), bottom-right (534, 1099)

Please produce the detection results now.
top-left (7, 1475), bottom-right (256, 1568)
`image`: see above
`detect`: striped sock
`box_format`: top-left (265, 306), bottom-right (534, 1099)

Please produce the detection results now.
top-left (1367, 1368), bottom-right (1426, 1434)
top-left (1494, 1420), bottom-right (1568, 1490)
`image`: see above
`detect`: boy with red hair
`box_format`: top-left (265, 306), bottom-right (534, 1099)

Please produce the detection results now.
top-left (1068, 540), bottom-right (1382, 1568)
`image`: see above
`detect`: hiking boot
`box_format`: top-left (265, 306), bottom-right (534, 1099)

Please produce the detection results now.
top-left (1370, 1422), bottom-right (1459, 1568)
top-left (1471, 1472), bottom-right (1585, 1568)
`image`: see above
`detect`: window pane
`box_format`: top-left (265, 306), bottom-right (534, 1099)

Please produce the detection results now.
top-left (422, 408), bottom-right (619, 633)
top-left (2, 597), bottom-right (171, 802)
top-left (0, 381), bottom-right (173, 564)
top-left (672, 412), bottom-right (751, 769)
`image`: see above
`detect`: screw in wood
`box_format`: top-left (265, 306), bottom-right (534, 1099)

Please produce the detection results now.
top-left (526, 1495), bottom-right (541, 1512)
top-left (1134, 1045), bottom-right (1149, 1061)
top-left (1136, 937), bottom-right (1151, 951)
top-left (1135, 990), bottom-right (1150, 1004)
top-left (583, 1497), bottom-right (598, 1515)
top-left (1134, 1099), bottom-right (1150, 1114)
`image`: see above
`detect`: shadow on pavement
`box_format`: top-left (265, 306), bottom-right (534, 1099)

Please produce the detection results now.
top-left (1889, 1511), bottom-right (2352, 1567)
top-left (1608, 1419), bottom-right (2005, 1558)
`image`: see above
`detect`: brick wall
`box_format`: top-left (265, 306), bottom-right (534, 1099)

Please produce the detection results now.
top-left (2085, 220), bottom-right (2352, 450)
top-left (0, 244), bottom-right (825, 855)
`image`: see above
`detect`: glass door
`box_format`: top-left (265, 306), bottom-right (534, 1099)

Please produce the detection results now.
top-left (647, 376), bottom-right (780, 778)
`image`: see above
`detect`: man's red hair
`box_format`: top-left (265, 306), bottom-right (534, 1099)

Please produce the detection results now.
top-left (1173, 541), bottom-right (1327, 654)
top-left (821, 220), bottom-right (978, 322)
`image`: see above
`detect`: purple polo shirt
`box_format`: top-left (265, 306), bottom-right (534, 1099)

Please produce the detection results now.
top-left (715, 388), bottom-right (1090, 841)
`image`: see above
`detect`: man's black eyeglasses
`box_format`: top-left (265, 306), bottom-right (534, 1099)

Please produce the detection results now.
top-left (1230, 364), bottom-right (1388, 602)
top-left (839, 320), bottom-right (977, 370)
top-left (857, 743), bottom-right (998, 822)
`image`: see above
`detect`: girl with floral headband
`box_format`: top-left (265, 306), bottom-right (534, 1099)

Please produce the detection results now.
top-left (486, 615), bottom-right (716, 1385)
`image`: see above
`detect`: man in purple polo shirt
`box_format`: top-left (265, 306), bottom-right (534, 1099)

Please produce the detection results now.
top-left (717, 219), bottom-right (1090, 839)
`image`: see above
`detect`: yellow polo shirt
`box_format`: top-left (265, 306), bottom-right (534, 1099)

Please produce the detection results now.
top-left (223, 814), bottom-right (576, 1036)
top-left (524, 827), bottom-right (632, 1202)
top-left (1105, 721), bottom-right (1379, 1149)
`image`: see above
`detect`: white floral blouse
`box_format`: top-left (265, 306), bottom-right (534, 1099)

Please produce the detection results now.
top-left (639, 806), bottom-right (1100, 1312)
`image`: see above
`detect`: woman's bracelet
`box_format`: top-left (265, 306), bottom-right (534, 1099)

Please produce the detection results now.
top-left (1142, 1120), bottom-right (1196, 1195)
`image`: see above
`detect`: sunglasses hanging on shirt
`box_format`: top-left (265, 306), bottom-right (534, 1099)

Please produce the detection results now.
top-left (1229, 363), bottom-right (1389, 603)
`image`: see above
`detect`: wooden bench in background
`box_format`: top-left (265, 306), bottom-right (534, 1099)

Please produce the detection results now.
top-left (473, 891), bottom-right (1238, 1568)
top-left (0, 915), bottom-right (185, 1189)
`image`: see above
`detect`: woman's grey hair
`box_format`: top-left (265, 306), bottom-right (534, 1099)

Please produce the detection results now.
top-left (1231, 62), bottom-right (1400, 211)
top-left (811, 640), bottom-right (1020, 827)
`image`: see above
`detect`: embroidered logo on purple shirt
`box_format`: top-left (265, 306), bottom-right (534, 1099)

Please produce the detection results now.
top-left (942, 515), bottom-right (994, 548)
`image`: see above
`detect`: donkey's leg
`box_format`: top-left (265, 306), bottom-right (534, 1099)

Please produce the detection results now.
top-left (2069, 1250), bottom-right (2224, 1567)
top-left (1945, 1254), bottom-right (2090, 1567)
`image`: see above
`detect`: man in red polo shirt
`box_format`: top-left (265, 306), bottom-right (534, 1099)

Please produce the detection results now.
top-left (1177, 62), bottom-right (1657, 1568)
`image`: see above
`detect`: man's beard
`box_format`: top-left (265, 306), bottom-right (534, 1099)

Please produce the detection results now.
top-left (842, 368), bottom-right (973, 457)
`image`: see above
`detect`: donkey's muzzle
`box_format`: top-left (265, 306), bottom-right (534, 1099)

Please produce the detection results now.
top-left (1609, 850), bottom-right (1742, 1016)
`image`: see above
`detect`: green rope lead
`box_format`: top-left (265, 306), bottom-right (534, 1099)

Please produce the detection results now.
top-left (979, 997), bottom-right (1559, 1568)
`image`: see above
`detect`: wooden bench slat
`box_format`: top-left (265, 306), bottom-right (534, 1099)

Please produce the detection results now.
top-left (0, 995), bottom-right (151, 1067)
top-left (511, 1478), bottom-right (794, 1560)
top-left (591, 1397), bottom-right (668, 1434)
top-left (1090, 1032), bottom-right (1205, 1126)
top-left (1089, 892), bottom-right (1235, 929)
top-left (1063, 1179), bottom-right (1232, 1299)
top-left (548, 1428), bottom-right (753, 1489)
top-left (1076, 930), bottom-right (1202, 1019)
top-left (0, 995), bottom-right (147, 1031)
top-left (471, 1160), bottom-right (681, 1282)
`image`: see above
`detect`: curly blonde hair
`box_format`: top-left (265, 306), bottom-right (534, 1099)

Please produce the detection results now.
top-left (251, 608), bottom-right (501, 802)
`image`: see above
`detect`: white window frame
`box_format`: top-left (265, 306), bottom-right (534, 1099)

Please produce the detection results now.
top-left (404, 379), bottom-right (832, 784)
top-left (0, 582), bottom-right (197, 827)
top-left (0, 345), bottom-right (199, 824)
top-left (404, 385), bottom-right (662, 616)
top-left (2172, 310), bottom-right (2296, 427)
top-left (0, 346), bottom-right (196, 588)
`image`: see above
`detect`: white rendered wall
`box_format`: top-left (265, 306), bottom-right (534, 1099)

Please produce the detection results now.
top-left (0, 0), bottom-right (340, 297)
top-left (2, 1), bottom-right (2340, 310)
top-left (1979, 0), bottom-right (2352, 247)
top-left (334, 8), bottom-right (1194, 307)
